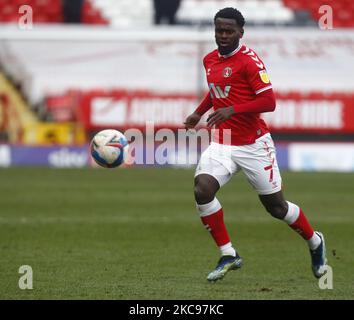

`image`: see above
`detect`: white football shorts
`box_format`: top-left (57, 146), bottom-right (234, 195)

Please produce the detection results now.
top-left (195, 133), bottom-right (282, 195)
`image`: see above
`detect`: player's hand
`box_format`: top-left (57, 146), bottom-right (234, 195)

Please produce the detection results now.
top-left (207, 106), bottom-right (235, 127)
top-left (184, 112), bottom-right (202, 129)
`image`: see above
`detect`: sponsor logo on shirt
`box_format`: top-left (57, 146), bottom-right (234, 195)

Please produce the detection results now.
top-left (209, 83), bottom-right (231, 99)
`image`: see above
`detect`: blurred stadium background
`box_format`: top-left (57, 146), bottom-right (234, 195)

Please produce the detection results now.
top-left (0, 0), bottom-right (354, 299)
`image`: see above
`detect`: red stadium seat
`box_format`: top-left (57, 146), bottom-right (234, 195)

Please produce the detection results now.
top-left (81, 0), bottom-right (108, 25)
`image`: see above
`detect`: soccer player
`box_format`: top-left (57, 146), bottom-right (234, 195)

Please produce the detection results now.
top-left (184, 7), bottom-right (327, 282)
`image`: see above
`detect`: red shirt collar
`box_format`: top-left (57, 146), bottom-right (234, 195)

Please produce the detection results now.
top-left (218, 43), bottom-right (242, 59)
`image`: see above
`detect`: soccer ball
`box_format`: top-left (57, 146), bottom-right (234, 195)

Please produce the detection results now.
top-left (90, 129), bottom-right (129, 168)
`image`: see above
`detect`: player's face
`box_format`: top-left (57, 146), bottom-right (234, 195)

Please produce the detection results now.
top-left (214, 18), bottom-right (243, 55)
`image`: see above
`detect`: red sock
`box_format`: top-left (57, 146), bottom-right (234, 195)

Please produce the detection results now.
top-left (201, 208), bottom-right (231, 246)
top-left (289, 209), bottom-right (314, 240)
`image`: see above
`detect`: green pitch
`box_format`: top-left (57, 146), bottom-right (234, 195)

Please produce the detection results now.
top-left (0, 167), bottom-right (353, 300)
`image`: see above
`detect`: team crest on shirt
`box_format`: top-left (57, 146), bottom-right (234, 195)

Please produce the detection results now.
top-left (223, 67), bottom-right (232, 78)
top-left (259, 70), bottom-right (270, 83)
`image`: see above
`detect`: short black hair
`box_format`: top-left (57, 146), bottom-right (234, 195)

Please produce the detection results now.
top-left (214, 7), bottom-right (245, 28)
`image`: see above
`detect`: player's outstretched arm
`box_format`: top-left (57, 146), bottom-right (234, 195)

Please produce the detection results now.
top-left (207, 89), bottom-right (276, 127)
top-left (233, 89), bottom-right (276, 114)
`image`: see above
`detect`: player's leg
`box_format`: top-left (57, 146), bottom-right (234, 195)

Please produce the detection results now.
top-left (195, 173), bottom-right (243, 281)
top-left (236, 133), bottom-right (327, 278)
top-left (259, 191), bottom-right (327, 278)
top-left (194, 173), bottom-right (235, 256)
top-left (259, 190), bottom-right (320, 246)
top-left (194, 143), bottom-right (242, 281)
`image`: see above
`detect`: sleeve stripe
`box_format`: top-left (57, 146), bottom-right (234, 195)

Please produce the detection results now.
top-left (255, 85), bottom-right (273, 95)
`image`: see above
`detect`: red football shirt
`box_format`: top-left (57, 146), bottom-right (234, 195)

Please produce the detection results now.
top-left (203, 44), bottom-right (273, 145)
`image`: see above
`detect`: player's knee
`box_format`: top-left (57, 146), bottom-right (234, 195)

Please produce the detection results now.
top-left (194, 183), bottom-right (215, 204)
top-left (265, 202), bottom-right (288, 220)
